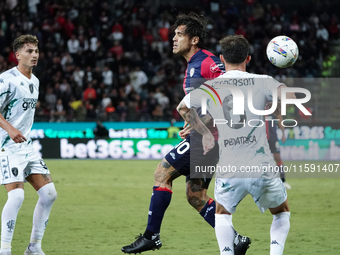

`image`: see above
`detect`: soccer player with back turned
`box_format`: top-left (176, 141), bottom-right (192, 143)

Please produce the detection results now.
top-left (177, 35), bottom-right (293, 255)
top-left (0, 35), bottom-right (57, 255)
top-left (122, 13), bottom-right (250, 254)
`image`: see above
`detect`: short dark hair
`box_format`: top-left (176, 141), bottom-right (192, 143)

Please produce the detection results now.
top-left (13, 34), bottom-right (39, 52)
top-left (219, 35), bottom-right (250, 64)
top-left (173, 12), bottom-right (209, 49)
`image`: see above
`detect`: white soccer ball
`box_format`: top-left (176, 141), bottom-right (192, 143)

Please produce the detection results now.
top-left (266, 36), bottom-right (299, 68)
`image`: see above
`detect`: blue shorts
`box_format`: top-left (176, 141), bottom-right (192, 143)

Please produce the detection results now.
top-left (165, 134), bottom-right (219, 188)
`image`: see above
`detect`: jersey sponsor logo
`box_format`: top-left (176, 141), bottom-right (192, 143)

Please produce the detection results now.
top-left (11, 167), bottom-right (18, 177)
top-left (22, 98), bottom-right (37, 111)
top-left (190, 67), bottom-right (195, 77)
top-left (29, 83), bottom-right (34, 94)
top-left (20, 82), bottom-right (24, 86)
top-left (0, 79), bottom-right (4, 83)
top-left (210, 62), bottom-right (223, 73)
top-left (224, 135), bottom-right (256, 146)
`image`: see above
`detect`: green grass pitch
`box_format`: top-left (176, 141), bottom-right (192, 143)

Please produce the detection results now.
top-left (1, 160), bottom-right (339, 254)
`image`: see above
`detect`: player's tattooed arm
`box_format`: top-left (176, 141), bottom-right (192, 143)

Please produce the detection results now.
top-left (179, 112), bottom-right (212, 139)
top-left (177, 100), bottom-right (215, 155)
top-left (200, 114), bottom-right (213, 126)
top-left (177, 101), bottom-right (210, 136)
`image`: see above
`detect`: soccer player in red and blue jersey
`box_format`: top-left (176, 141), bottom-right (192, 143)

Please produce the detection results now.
top-left (122, 13), bottom-right (250, 254)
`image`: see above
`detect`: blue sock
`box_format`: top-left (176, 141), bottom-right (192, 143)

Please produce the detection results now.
top-left (199, 199), bottom-right (238, 239)
top-left (144, 186), bottom-right (172, 238)
top-left (199, 198), bottom-right (216, 228)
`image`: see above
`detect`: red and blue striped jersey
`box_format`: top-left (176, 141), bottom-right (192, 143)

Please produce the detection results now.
top-left (183, 49), bottom-right (224, 140)
top-left (183, 49), bottom-right (225, 95)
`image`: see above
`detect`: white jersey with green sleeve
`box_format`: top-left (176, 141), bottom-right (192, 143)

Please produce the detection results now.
top-left (183, 70), bottom-right (283, 177)
top-left (0, 67), bottom-right (39, 151)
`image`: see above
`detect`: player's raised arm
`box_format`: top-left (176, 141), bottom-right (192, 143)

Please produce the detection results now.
top-left (179, 111), bottom-right (213, 139)
top-left (177, 100), bottom-right (214, 155)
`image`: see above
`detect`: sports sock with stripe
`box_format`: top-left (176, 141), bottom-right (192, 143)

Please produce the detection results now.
top-left (144, 186), bottom-right (172, 240)
top-left (199, 198), bottom-right (216, 228)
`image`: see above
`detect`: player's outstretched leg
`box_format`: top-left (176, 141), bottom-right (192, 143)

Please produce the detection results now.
top-left (186, 180), bottom-right (251, 255)
top-left (1, 186), bottom-right (25, 255)
top-left (24, 182), bottom-right (57, 255)
top-left (122, 159), bottom-right (180, 254)
top-left (215, 201), bottom-right (236, 255)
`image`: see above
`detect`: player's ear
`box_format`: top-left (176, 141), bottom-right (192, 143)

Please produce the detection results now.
top-left (245, 55), bottom-right (251, 64)
top-left (15, 51), bottom-right (20, 60)
top-left (191, 36), bottom-right (199, 46)
top-left (220, 54), bottom-right (226, 64)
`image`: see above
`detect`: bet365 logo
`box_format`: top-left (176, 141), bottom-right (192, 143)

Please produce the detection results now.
top-left (22, 98), bottom-right (37, 111)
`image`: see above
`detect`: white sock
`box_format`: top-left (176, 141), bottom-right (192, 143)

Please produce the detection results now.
top-left (270, 212), bottom-right (290, 255)
top-left (215, 214), bottom-right (234, 254)
top-left (1, 188), bottom-right (24, 249)
top-left (30, 183), bottom-right (57, 243)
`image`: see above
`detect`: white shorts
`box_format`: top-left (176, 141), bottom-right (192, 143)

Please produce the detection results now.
top-left (0, 146), bottom-right (50, 185)
top-left (214, 177), bottom-right (287, 213)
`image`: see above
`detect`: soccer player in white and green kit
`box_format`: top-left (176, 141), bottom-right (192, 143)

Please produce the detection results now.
top-left (177, 35), bottom-right (294, 255)
top-left (0, 35), bottom-right (57, 255)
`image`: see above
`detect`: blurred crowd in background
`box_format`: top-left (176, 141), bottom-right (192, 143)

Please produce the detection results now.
top-left (0, 0), bottom-right (339, 122)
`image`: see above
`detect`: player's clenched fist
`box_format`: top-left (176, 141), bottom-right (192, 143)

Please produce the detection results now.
top-left (202, 132), bottom-right (215, 155)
